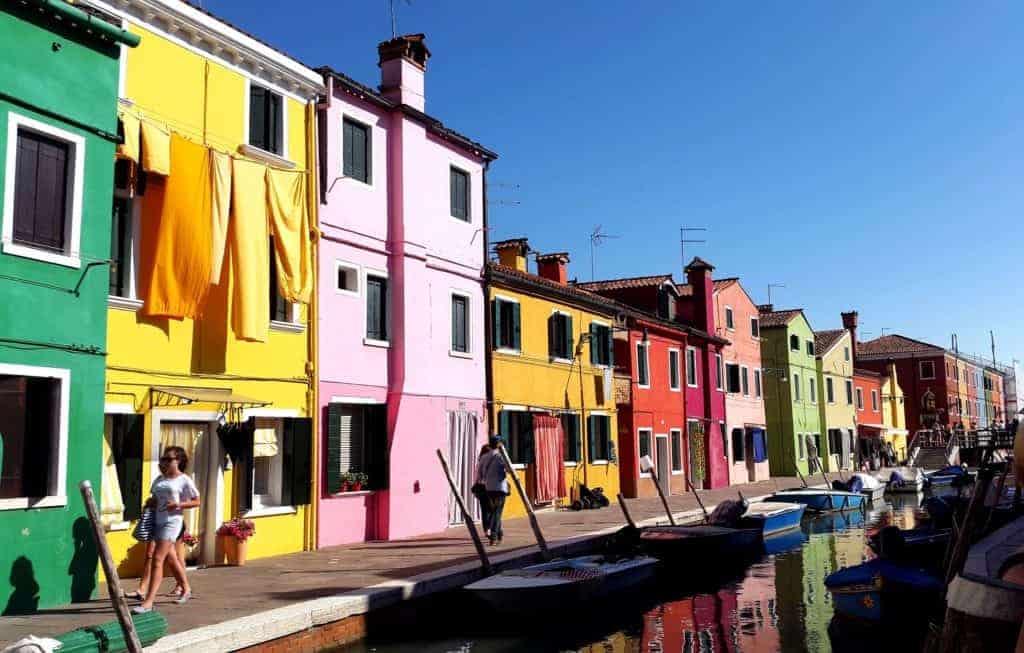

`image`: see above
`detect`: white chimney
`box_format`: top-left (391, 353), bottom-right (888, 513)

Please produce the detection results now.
top-left (378, 34), bottom-right (430, 111)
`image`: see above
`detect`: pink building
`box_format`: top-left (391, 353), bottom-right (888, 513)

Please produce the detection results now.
top-left (316, 35), bottom-right (497, 546)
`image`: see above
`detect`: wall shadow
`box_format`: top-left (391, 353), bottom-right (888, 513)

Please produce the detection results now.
top-left (3, 556), bottom-right (40, 616)
top-left (69, 517), bottom-right (99, 603)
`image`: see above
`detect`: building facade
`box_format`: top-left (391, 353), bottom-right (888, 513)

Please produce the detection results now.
top-left (879, 361), bottom-right (909, 462)
top-left (813, 327), bottom-right (855, 472)
top-left (857, 335), bottom-right (951, 435)
top-left (852, 368), bottom-right (885, 466)
top-left (315, 37), bottom-right (496, 546)
top-left (97, 0), bottom-right (323, 575)
top-left (0, 0), bottom-right (137, 610)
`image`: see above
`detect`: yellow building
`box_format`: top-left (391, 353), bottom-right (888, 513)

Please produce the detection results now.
top-left (487, 240), bottom-right (621, 518)
top-left (880, 361), bottom-right (909, 462)
top-left (97, 0), bottom-right (323, 575)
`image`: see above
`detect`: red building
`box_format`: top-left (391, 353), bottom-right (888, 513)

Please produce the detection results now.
top-left (853, 368), bottom-right (885, 463)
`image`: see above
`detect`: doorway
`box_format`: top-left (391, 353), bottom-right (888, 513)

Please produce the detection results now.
top-left (446, 410), bottom-right (479, 526)
top-left (745, 429), bottom-right (756, 482)
top-left (157, 419), bottom-right (221, 566)
top-left (655, 434), bottom-right (670, 496)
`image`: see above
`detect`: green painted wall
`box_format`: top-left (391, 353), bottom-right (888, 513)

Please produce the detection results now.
top-left (816, 331), bottom-right (856, 472)
top-left (761, 313), bottom-right (822, 477)
top-left (0, 4), bottom-right (122, 611)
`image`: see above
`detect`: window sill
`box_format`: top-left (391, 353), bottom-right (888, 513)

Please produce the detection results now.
top-left (590, 460), bottom-right (610, 466)
top-left (511, 463), bottom-right (526, 470)
top-left (549, 357), bottom-right (573, 365)
top-left (671, 470), bottom-right (685, 476)
top-left (563, 461), bottom-right (578, 468)
top-left (0, 496), bottom-right (67, 511)
top-left (449, 349), bottom-right (473, 359)
top-left (686, 384), bottom-right (699, 389)
top-left (495, 347), bottom-right (521, 356)
top-left (637, 384), bottom-right (651, 390)
top-left (670, 386), bottom-right (681, 393)
top-left (108, 295), bottom-right (144, 311)
top-left (328, 490), bottom-right (375, 498)
top-left (105, 521), bottom-right (131, 532)
top-left (242, 505), bottom-right (297, 518)
top-left (363, 338), bottom-right (390, 348)
top-left (2, 241), bottom-right (80, 269)
top-left (238, 144), bottom-right (295, 169)
top-left (270, 320), bottom-right (305, 333)
top-left (449, 214), bottom-right (472, 225)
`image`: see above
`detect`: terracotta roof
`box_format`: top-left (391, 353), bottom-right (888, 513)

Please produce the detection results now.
top-left (758, 308), bottom-right (803, 329)
top-left (854, 368), bottom-right (882, 378)
top-left (814, 329), bottom-right (846, 356)
top-left (676, 278), bottom-right (737, 296)
top-left (684, 256), bottom-right (715, 271)
top-left (858, 334), bottom-right (944, 357)
top-left (575, 275), bottom-right (674, 292)
top-left (488, 263), bottom-right (619, 312)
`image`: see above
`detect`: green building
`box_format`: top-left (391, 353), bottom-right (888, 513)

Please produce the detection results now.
top-left (0, 1), bottom-right (137, 611)
top-left (758, 306), bottom-right (823, 477)
top-left (814, 327), bottom-right (856, 472)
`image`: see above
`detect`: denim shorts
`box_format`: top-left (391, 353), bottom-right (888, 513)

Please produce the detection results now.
top-left (154, 518), bottom-right (184, 542)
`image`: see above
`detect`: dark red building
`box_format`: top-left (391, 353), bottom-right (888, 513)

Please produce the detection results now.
top-left (856, 334), bottom-right (951, 434)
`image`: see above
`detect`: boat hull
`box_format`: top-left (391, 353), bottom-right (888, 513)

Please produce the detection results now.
top-left (738, 502), bottom-right (806, 536)
top-left (637, 525), bottom-right (763, 564)
top-left (767, 490), bottom-right (865, 513)
top-left (862, 485), bottom-right (886, 503)
top-left (826, 559), bottom-right (944, 623)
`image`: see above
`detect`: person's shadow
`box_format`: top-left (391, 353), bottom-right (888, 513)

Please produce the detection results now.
top-left (69, 517), bottom-right (99, 602)
top-left (3, 556), bottom-right (39, 615)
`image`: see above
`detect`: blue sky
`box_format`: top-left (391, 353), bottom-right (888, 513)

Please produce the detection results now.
top-left (207, 0), bottom-right (1022, 368)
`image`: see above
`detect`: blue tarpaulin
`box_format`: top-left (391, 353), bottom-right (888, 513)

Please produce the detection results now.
top-left (750, 427), bottom-right (767, 462)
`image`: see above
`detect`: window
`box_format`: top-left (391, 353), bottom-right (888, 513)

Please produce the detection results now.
top-left (269, 239), bottom-right (292, 323)
top-left (844, 346), bottom-right (850, 362)
top-left (741, 366), bottom-right (750, 396)
top-left (3, 114), bottom-right (84, 267)
top-left (790, 334), bottom-right (800, 351)
top-left (450, 167), bottom-right (470, 221)
top-left (668, 349), bottom-right (680, 391)
top-left (548, 311), bottom-right (573, 360)
top-left (635, 343), bottom-right (650, 387)
top-left (658, 288), bottom-right (676, 320)
top-left (327, 404), bottom-right (386, 493)
top-left (499, 410), bottom-right (534, 465)
top-left (638, 429), bottom-right (652, 472)
top-left (252, 418), bottom-right (284, 509)
top-left (793, 373), bottom-right (801, 401)
top-left (587, 415), bottom-right (612, 462)
top-left (0, 367), bottom-right (69, 508)
top-left (750, 317), bottom-right (759, 338)
top-left (589, 323), bottom-right (612, 366)
top-left (754, 369), bottom-right (762, 398)
top-left (686, 347), bottom-right (698, 387)
top-left (725, 306), bottom-right (735, 330)
top-left (797, 433), bottom-right (806, 460)
top-left (826, 377), bottom-right (835, 403)
top-left (561, 413), bottom-right (581, 463)
top-left (809, 377), bottom-right (816, 404)
top-left (366, 274), bottom-right (389, 342)
top-left (670, 429), bottom-right (683, 472)
top-left (731, 428), bottom-right (745, 462)
top-left (493, 297), bottom-right (521, 351)
top-left (806, 340), bottom-right (814, 356)
top-left (715, 354), bottom-right (723, 390)
top-left (248, 83), bottom-right (284, 156)
top-left (109, 161), bottom-right (138, 299)
top-left (451, 294), bottom-right (469, 354)
top-left (335, 262), bottom-right (359, 295)
top-left (342, 117), bottom-right (370, 183)
top-left (102, 413), bottom-right (144, 527)
top-left (856, 387), bottom-right (865, 410)
top-left (953, 365), bottom-right (960, 381)
top-left (871, 389), bottom-right (878, 412)
top-left (828, 429), bottom-right (843, 460)
top-left (726, 363), bottom-right (741, 393)
top-left (845, 379), bottom-right (854, 405)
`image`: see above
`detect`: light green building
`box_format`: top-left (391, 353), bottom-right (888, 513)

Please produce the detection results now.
top-left (814, 328), bottom-right (856, 472)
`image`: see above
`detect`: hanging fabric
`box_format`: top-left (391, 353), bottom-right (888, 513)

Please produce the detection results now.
top-left (532, 415), bottom-right (566, 503)
top-left (447, 410), bottom-right (480, 525)
top-left (141, 134), bottom-right (213, 318)
top-left (210, 150), bottom-right (232, 283)
top-left (230, 158), bottom-right (270, 341)
top-left (100, 421), bottom-right (125, 527)
top-left (266, 168), bottom-right (312, 303)
top-left (117, 111), bottom-right (140, 163)
top-left (253, 418), bottom-right (279, 458)
top-left (140, 120), bottom-right (170, 176)
top-left (750, 428), bottom-right (767, 463)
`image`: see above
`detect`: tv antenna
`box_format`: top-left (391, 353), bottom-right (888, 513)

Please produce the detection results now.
top-left (590, 225), bottom-right (619, 280)
top-left (388, 0), bottom-right (412, 39)
top-left (767, 283), bottom-right (786, 305)
top-left (680, 226), bottom-right (706, 270)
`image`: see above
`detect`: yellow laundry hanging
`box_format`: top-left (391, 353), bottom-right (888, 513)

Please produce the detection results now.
top-left (140, 120), bottom-right (170, 176)
top-left (266, 168), bottom-right (312, 304)
top-left (230, 158), bottom-right (269, 342)
top-left (141, 133), bottom-right (213, 318)
top-left (210, 150), bottom-right (232, 283)
top-left (117, 111), bottom-right (140, 163)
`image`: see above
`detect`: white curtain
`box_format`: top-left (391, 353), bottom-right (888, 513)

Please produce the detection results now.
top-left (447, 410), bottom-right (480, 525)
top-left (160, 422), bottom-right (220, 565)
top-left (100, 418), bottom-right (125, 527)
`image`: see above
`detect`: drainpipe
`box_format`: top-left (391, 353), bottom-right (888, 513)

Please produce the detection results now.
top-left (306, 98), bottom-right (321, 552)
top-left (482, 160), bottom-right (494, 437)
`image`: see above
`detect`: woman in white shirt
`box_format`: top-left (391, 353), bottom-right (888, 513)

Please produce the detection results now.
top-left (133, 446), bottom-right (200, 613)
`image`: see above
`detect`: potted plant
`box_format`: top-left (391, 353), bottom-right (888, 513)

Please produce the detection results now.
top-left (179, 532), bottom-right (199, 562)
top-left (216, 518), bottom-right (256, 566)
top-left (339, 472), bottom-right (353, 493)
top-left (351, 472), bottom-right (368, 492)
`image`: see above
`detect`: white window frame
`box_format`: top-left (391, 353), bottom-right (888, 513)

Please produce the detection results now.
top-left (826, 376), bottom-right (835, 404)
top-left (334, 260), bottom-right (361, 297)
top-left (0, 363), bottom-right (70, 510)
top-left (588, 410), bottom-right (611, 465)
top-left (494, 294), bottom-right (522, 356)
top-left (685, 346), bottom-right (699, 388)
top-left (2, 113), bottom-right (85, 269)
top-left (269, 297), bottom-right (303, 333)
top-left (668, 347), bottom-right (681, 392)
top-left (806, 340), bottom-right (814, 356)
top-left (750, 317), bottom-right (759, 339)
top-left (797, 432), bottom-right (806, 460)
top-left (670, 428), bottom-right (684, 474)
top-left (548, 308), bottom-right (574, 364)
top-left (844, 346), bottom-right (850, 362)
top-left (871, 389), bottom-right (878, 412)
top-left (790, 334), bottom-right (800, 352)
top-left (340, 113), bottom-right (373, 187)
top-left (636, 341), bottom-right (651, 388)
top-left (740, 365), bottom-right (750, 397)
top-left (638, 428), bottom-right (653, 477)
top-left (449, 164), bottom-right (472, 224)
top-left (450, 289), bottom-right (473, 358)
top-left (856, 387), bottom-right (865, 411)
top-left (845, 379), bottom-right (854, 406)
top-left (242, 78), bottom-right (291, 166)
top-left (920, 361), bottom-right (935, 380)
top-left (241, 407), bottom-right (299, 518)
top-left (363, 267), bottom-right (390, 347)
top-left (589, 318), bottom-right (611, 368)
top-left (724, 305), bottom-right (735, 331)
top-left (793, 373), bottom-right (801, 401)
top-left (754, 368), bottom-right (762, 398)
top-left (251, 417), bottom-right (285, 512)
top-left (715, 353), bottom-right (724, 391)
top-left (809, 376), bottom-right (817, 404)
top-left (107, 190), bottom-right (143, 311)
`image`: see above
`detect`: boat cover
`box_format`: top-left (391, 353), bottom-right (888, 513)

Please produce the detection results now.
top-left (825, 558), bottom-right (943, 591)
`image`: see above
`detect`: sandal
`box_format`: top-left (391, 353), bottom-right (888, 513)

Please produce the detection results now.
top-left (124, 591), bottom-right (145, 601)
top-left (175, 591), bottom-right (192, 605)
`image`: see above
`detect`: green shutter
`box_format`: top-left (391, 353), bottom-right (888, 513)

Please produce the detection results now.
top-left (587, 415), bottom-right (598, 462)
top-left (564, 315), bottom-right (574, 360)
top-left (117, 415), bottom-right (145, 522)
top-left (606, 329), bottom-right (614, 367)
top-left (342, 120), bottom-right (353, 177)
top-left (236, 422), bottom-right (255, 514)
top-left (548, 314), bottom-right (558, 358)
top-left (590, 324), bottom-right (599, 365)
top-left (281, 417), bottom-right (313, 506)
top-left (523, 412), bottom-right (535, 464)
top-left (367, 405), bottom-right (388, 490)
top-left (492, 299), bottom-right (502, 349)
top-left (326, 404), bottom-right (344, 494)
top-left (511, 302), bottom-right (522, 350)
top-left (499, 410), bottom-right (511, 441)
top-left (569, 415), bottom-right (581, 461)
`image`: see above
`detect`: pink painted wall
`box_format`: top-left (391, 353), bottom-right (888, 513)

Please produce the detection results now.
top-left (713, 280), bottom-right (769, 484)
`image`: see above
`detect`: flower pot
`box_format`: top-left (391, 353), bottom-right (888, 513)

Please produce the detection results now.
top-left (351, 483), bottom-right (362, 492)
top-left (222, 536), bottom-right (248, 566)
top-left (341, 481), bottom-right (351, 492)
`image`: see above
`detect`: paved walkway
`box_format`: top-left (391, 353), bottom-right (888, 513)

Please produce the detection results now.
top-left (0, 475), bottom-right (839, 647)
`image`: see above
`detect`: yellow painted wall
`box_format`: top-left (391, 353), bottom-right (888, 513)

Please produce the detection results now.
top-left (816, 332), bottom-right (855, 472)
top-left (881, 366), bottom-right (908, 462)
top-left (489, 284), bottom-right (620, 519)
top-left (105, 21), bottom-right (316, 576)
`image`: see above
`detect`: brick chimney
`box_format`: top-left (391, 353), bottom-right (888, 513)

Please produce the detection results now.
top-left (536, 252), bottom-right (570, 285)
top-left (841, 310), bottom-right (858, 362)
top-left (378, 33), bottom-right (430, 111)
top-left (685, 256), bottom-right (715, 335)
top-left (757, 304), bottom-right (774, 314)
top-left (494, 238), bottom-right (528, 273)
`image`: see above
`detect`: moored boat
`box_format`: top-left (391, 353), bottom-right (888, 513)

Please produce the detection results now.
top-left (867, 525), bottom-right (951, 569)
top-left (766, 488), bottom-right (865, 513)
top-left (851, 473), bottom-right (885, 502)
top-left (924, 465), bottom-right (975, 488)
top-left (825, 558), bottom-right (944, 622)
top-left (635, 524), bottom-right (763, 563)
top-left (738, 501), bottom-right (806, 535)
top-left (874, 466), bottom-right (925, 493)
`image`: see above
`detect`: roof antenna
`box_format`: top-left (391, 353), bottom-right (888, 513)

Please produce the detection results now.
top-left (589, 225), bottom-right (619, 281)
top-left (389, 0), bottom-right (413, 39)
top-left (680, 226), bottom-right (707, 271)
top-left (767, 283), bottom-right (785, 305)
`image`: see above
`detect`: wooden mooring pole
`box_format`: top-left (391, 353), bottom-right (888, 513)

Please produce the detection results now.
top-left (435, 449), bottom-right (492, 575)
top-left (686, 479), bottom-right (710, 524)
top-left (795, 466), bottom-right (809, 487)
top-left (616, 493), bottom-right (636, 529)
top-left (944, 465), bottom-right (995, 585)
top-left (640, 456), bottom-right (677, 525)
top-left (79, 480), bottom-right (143, 653)
top-left (496, 444), bottom-right (552, 560)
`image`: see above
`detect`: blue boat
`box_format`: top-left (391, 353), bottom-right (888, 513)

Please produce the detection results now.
top-left (924, 465), bottom-right (974, 488)
top-left (738, 501), bottom-right (806, 536)
top-left (825, 558), bottom-right (944, 622)
top-left (806, 507), bottom-right (865, 534)
top-left (766, 488), bottom-right (865, 513)
top-left (762, 527), bottom-right (807, 555)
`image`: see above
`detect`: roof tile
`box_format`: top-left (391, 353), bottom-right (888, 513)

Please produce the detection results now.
top-left (858, 334), bottom-right (944, 357)
top-left (814, 329), bottom-right (846, 356)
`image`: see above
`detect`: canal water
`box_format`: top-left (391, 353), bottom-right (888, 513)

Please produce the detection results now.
top-left (341, 492), bottom-right (941, 653)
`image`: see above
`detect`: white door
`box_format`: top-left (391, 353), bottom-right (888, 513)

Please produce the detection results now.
top-left (655, 435), bottom-right (670, 496)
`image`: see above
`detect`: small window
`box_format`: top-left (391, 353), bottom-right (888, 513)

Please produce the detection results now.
top-left (920, 361), bottom-right (935, 380)
top-left (715, 354), bottom-right (723, 391)
top-left (844, 346), bottom-right (850, 362)
top-left (686, 347), bottom-right (698, 387)
top-left (750, 317), bottom-right (760, 338)
top-left (252, 418), bottom-right (284, 510)
top-left (366, 274), bottom-right (389, 342)
top-left (793, 373), bottom-right (801, 401)
top-left (637, 343), bottom-right (650, 387)
top-left (845, 379), bottom-right (854, 405)
top-left (731, 428), bottom-right (745, 462)
top-left (809, 377), bottom-right (816, 404)
top-left (856, 387), bottom-right (865, 410)
top-left (336, 262), bottom-right (359, 294)
top-left (269, 239), bottom-right (291, 323)
top-left (588, 415), bottom-right (612, 462)
top-left (548, 312), bottom-right (573, 360)
top-left (826, 377), bottom-right (835, 403)
top-left (450, 167), bottom-right (470, 221)
top-left (741, 366), bottom-right (750, 396)
top-left (109, 195), bottom-right (134, 298)
top-left (790, 334), bottom-right (800, 351)
top-left (806, 340), bottom-right (814, 356)
top-left (590, 323), bottom-right (612, 366)
top-left (451, 294), bottom-right (469, 354)
top-left (658, 288), bottom-right (676, 320)
top-left (797, 433), bottom-right (806, 460)
top-left (562, 413), bottom-right (581, 462)
top-left (871, 390), bottom-right (879, 412)
top-left (328, 404), bottom-right (387, 492)
top-left (342, 117), bottom-right (371, 183)
top-left (102, 414), bottom-right (144, 525)
top-left (0, 372), bottom-right (64, 501)
top-left (668, 349), bottom-right (680, 391)
top-left (499, 410), bottom-right (533, 465)
top-left (249, 83), bottom-right (284, 156)
top-left (670, 430), bottom-right (683, 472)
top-left (726, 363), bottom-right (741, 393)
top-left (725, 307), bottom-right (735, 330)
top-left (754, 369), bottom-right (762, 398)
top-left (493, 298), bottom-right (521, 351)
top-left (638, 429), bottom-right (652, 468)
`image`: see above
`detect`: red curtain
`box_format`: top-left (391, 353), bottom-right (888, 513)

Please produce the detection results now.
top-left (532, 415), bottom-right (566, 503)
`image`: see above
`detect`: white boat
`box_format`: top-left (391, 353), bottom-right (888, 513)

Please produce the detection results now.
top-left (874, 466), bottom-right (925, 493)
top-left (464, 554), bottom-right (658, 613)
top-left (851, 473), bottom-right (886, 502)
